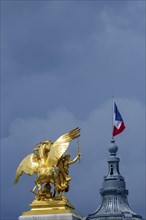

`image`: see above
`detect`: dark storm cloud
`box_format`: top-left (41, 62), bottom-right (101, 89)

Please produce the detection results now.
top-left (1, 1), bottom-right (145, 220)
top-left (1, 1), bottom-right (144, 76)
top-left (1, 99), bottom-right (145, 219)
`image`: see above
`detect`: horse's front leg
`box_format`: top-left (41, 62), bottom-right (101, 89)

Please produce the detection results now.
top-left (35, 182), bottom-right (43, 200)
top-left (31, 180), bottom-right (37, 193)
top-left (37, 183), bottom-right (42, 193)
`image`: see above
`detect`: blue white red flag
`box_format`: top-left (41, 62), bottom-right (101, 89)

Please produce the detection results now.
top-left (113, 102), bottom-right (126, 137)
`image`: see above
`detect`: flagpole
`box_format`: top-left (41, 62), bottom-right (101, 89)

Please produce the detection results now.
top-left (112, 95), bottom-right (114, 140)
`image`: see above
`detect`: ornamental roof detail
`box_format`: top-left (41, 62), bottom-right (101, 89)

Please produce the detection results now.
top-left (86, 139), bottom-right (143, 220)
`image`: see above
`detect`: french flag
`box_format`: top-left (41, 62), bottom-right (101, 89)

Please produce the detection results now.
top-left (113, 102), bottom-right (126, 137)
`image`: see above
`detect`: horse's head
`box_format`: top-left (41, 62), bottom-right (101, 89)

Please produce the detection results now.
top-left (33, 140), bottom-right (52, 152)
top-left (43, 140), bottom-right (53, 151)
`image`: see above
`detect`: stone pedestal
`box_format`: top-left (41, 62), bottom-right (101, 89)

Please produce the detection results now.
top-left (19, 213), bottom-right (82, 220)
top-left (18, 196), bottom-right (82, 220)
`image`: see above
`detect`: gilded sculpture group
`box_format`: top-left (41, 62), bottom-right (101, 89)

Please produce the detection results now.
top-left (14, 128), bottom-right (81, 200)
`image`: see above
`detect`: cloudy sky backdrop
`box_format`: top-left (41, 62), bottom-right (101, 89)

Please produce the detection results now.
top-left (1, 1), bottom-right (145, 220)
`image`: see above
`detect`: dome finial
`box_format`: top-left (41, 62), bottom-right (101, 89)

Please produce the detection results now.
top-left (108, 138), bottom-right (118, 156)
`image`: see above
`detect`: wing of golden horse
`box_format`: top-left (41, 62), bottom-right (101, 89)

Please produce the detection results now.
top-left (14, 153), bottom-right (40, 184)
top-left (47, 127), bottom-right (80, 167)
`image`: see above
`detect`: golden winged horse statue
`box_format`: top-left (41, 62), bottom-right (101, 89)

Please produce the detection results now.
top-left (14, 127), bottom-right (81, 200)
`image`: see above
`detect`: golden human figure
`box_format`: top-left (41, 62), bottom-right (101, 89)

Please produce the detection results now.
top-left (14, 127), bottom-right (81, 201)
top-left (57, 153), bottom-right (81, 194)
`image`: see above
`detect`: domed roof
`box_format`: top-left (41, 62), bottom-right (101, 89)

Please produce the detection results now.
top-left (86, 139), bottom-right (143, 220)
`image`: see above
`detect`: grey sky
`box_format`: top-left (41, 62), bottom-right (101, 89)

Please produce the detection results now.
top-left (1, 1), bottom-right (145, 220)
